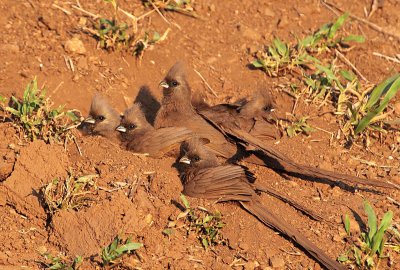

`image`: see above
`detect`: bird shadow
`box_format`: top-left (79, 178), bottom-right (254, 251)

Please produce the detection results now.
top-left (134, 85), bottom-right (160, 125)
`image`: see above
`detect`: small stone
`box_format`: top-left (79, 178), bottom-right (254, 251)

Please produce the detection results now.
top-left (330, 186), bottom-right (343, 197)
top-left (278, 15), bottom-right (289, 28)
top-left (209, 4), bottom-right (216, 12)
top-left (269, 257), bottom-right (285, 268)
top-left (78, 17), bottom-right (87, 26)
top-left (244, 261), bottom-right (260, 270)
top-left (332, 234), bottom-right (342, 242)
top-left (393, 101), bottom-right (400, 115)
top-left (263, 7), bottom-right (275, 17)
top-left (241, 27), bottom-right (262, 41)
top-left (37, 245), bottom-right (47, 255)
top-left (77, 57), bottom-right (88, 70)
top-left (145, 213), bottom-right (153, 226)
top-left (64, 36), bottom-right (86, 54)
top-left (0, 44), bottom-right (20, 53)
top-left (318, 160), bottom-right (333, 171)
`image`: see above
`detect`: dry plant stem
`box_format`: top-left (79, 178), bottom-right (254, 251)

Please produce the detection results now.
top-left (322, 0), bottom-right (400, 40)
top-left (373, 52), bottom-right (400, 64)
top-left (335, 49), bottom-right (368, 82)
top-left (149, 0), bottom-right (171, 25)
top-left (72, 5), bottom-right (99, 19)
top-left (194, 69), bottom-right (218, 97)
top-left (52, 4), bottom-right (72, 15)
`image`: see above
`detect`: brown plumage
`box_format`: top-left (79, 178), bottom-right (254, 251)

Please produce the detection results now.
top-left (155, 62), bottom-right (237, 158)
top-left (178, 138), bottom-right (345, 270)
top-left (117, 103), bottom-right (194, 158)
top-left (197, 88), bottom-right (281, 141)
top-left (159, 61), bottom-right (397, 190)
top-left (78, 94), bottom-right (121, 140)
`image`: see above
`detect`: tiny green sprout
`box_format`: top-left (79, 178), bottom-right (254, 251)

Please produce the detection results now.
top-left (101, 236), bottom-right (143, 266)
top-left (286, 115), bottom-right (315, 137)
top-left (339, 201), bottom-right (394, 268)
top-left (344, 214), bottom-right (351, 235)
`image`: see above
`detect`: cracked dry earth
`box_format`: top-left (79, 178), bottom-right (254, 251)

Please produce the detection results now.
top-left (0, 0), bottom-right (400, 269)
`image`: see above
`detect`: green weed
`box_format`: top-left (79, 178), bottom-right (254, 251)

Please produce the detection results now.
top-left (43, 173), bottom-right (98, 215)
top-left (286, 115), bottom-right (315, 137)
top-left (0, 79), bottom-right (79, 143)
top-left (101, 235), bottom-right (143, 266)
top-left (339, 201), bottom-right (394, 268)
top-left (41, 253), bottom-right (82, 270)
top-left (164, 194), bottom-right (225, 249)
top-left (142, 0), bottom-right (198, 18)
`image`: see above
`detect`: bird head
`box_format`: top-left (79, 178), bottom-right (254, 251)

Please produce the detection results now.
top-left (116, 103), bottom-right (152, 141)
top-left (159, 61), bottom-right (191, 99)
top-left (179, 137), bottom-right (216, 169)
top-left (80, 94), bottom-right (121, 137)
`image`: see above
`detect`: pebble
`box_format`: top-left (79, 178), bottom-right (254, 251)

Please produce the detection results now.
top-left (77, 57), bottom-right (88, 70)
top-left (0, 44), bottom-right (20, 53)
top-left (330, 186), bottom-right (343, 197)
top-left (244, 261), bottom-right (260, 270)
top-left (393, 101), bottom-right (400, 115)
top-left (318, 160), bottom-right (333, 171)
top-left (269, 257), bottom-right (285, 268)
top-left (262, 7), bottom-right (275, 17)
top-left (64, 36), bottom-right (86, 54)
top-left (278, 15), bottom-right (289, 28)
top-left (240, 27), bottom-right (262, 41)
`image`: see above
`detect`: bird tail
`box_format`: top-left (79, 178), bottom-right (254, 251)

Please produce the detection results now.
top-left (235, 128), bottom-right (398, 190)
top-left (240, 200), bottom-right (344, 270)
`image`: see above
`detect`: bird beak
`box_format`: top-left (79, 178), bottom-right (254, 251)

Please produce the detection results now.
top-left (159, 80), bottom-right (169, 89)
top-left (179, 156), bottom-right (191, 165)
top-left (83, 116), bottom-right (95, 124)
top-left (116, 126), bottom-right (127, 133)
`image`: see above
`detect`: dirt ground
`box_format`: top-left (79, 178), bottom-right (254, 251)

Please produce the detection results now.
top-left (0, 0), bottom-right (399, 269)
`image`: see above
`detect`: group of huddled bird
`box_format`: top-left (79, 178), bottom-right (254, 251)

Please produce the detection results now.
top-left (78, 61), bottom-right (397, 270)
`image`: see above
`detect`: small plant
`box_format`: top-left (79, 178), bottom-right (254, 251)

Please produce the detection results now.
top-left (338, 201), bottom-right (393, 268)
top-left (298, 13), bottom-right (365, 53)
top-left (41, 253), bottom-right (82, 270)
top-left (101, 236), bottom-right (143, 266)
top-left (252, 13), bottom-right (363, 76)
top-left (142, 0), bottom-right (198, 18)
top-left (0, 79), bottom-right (79, 143)
top-left (286, 115), bottom-right (315, 137)
top-left (164, 194), bottom-right (225, 249)
top-left (43, 173), bottom-right (98, 215)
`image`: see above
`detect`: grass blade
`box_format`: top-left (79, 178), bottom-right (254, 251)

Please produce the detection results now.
top-left (356, 75), bottom-right (400, 134)
top-left (364, 201), bottom-right (377, 243)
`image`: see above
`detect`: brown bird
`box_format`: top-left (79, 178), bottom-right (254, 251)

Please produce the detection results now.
top-left (157, 61), bottom-right (397, 190)
top-left (78, 94), bottom-right (121, 140)
top-left (116, 103), bottom-right (194, 158)
top-left (155, 62), bottom-right (237, 158)
top-left (178, 138), bottom-right (345, 270)
top-left (197, 88), bottom-right (281, 141)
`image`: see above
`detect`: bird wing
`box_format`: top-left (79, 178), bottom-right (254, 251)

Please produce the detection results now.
top-left (183, 165), bottom-right (255, 202)
top-left (128, 127), bottom-right (193, 158)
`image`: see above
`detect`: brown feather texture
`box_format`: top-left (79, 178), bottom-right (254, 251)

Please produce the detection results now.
top-left (178, 138), bottom-right (345, 270)
top-left (117, 103), bottom-right (194, 158)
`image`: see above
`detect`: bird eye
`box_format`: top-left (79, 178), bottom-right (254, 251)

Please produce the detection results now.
top-left (97, 115), bottom-right (105, 121)
top-left (128, 124), bottom-right (136, 129)
top-left (193, 156), bottom-right (200, 162)
top-left (171, 80), bottom-right (179, 87)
